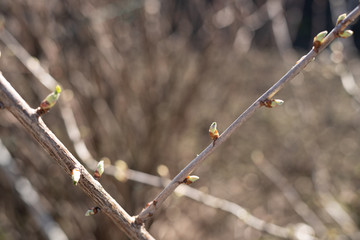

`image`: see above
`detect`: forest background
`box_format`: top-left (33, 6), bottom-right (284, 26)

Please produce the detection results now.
top-left (1, 0), bottom-right (360, 239)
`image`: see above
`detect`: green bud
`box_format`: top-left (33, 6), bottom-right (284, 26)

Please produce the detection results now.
top-left (40, 85), bottom-right (62, 110)
top-left (187, 175), bottom-right (199, 183)
top-left (336, 13), bottom-right (347, 25)
top-left (184, 175), bottom-right (200, 185)
top-left (55, 85), bottom-right (61, 94)
top-left (72, 168), bottom-right (81, 186)
top-left (314, 31), bottom-right (328, 43)
top-left (339, 30), bottom-right (354, 38)
top-left (94, 160), bottom-right (104, 180)
top-left (209, 122), bottom-right (217, 134)
top-left (97, 160), bottom-right (104, 176)
top-left (270, 99), bottom-right (284, 107)
top-left (84, 210), bottom-right (92, 216)
top-left (85, 207), bottom-right (101, 216)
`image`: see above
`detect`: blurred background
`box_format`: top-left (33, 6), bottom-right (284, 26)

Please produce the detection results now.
top-left (1, 0), bottom-right (360, 239)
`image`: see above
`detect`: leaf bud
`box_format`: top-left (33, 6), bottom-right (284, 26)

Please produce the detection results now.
top-left (336, 13), bottom-right (347, 25)
top-left (94, 160), bottom-right (104, 180)
top-left (184, 175), bottom-right (200, 185)
top-left (72, 168), bottom-right (81, 186)
top-left (85, 207), bottom-right (101, 216)
top-left (339, 30), bottom-right (354, 38)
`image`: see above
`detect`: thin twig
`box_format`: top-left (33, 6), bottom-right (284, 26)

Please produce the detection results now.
top-left (135, 4), bottom-right (360, 223)
top-left (0, 73), bottom-right (155, 240)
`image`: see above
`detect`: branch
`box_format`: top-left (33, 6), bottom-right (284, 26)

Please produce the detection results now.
top-left (135, 4), bottom-right (360, 223)
top-left (0, 73), bottom-right (155, 240)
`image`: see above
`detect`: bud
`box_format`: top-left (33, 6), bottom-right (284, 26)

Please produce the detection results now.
top-left (40, 85), bottom-right (62, 111)
top-left (270, 99), bottom-right (284, 108)
top-left (209, 122), bottom-right (220, 146)
top-left (94, 160), bottom-right (104, 180)
top-left (314, 31), bottom-right (328, 43)
top-left (184, 175), bottom-right (200, 185)
top-left (85, 207), bottom-right (101, 216)
top-left (339, 30), bottom-right (353, 38)
top-left (336, 13), bottom-right (347, 25)
top-left (313, 31), bottom-right (328, 52)
top-left (261, 98), bottom-right (284, 108)
top-left (72, 168), bottom-right (81, 185)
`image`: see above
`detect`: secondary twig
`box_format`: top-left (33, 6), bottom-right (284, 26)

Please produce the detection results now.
top-left (135, 4), bottom-right (360, 223)
top-left (0, 73), bottom-right (155, 240)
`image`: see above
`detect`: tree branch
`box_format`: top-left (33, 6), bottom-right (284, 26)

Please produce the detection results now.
top-left (0, 73), bottom-right (155, 240)
top-left (135, 4), bottom-right (360, 223)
